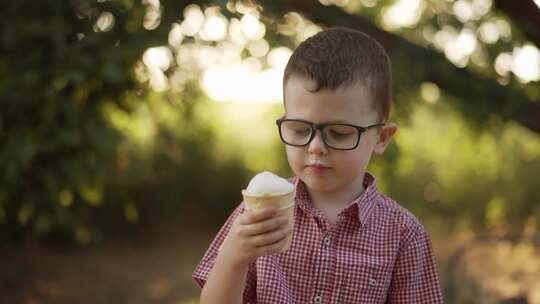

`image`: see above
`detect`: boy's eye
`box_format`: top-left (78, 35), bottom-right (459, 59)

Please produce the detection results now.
top-left (329, 130), bottom-right (352, 137)
top-left (328, 126), bottom-right (354, 135)
top-left (326, 125), bottom-right (356, 141)
top-left (292, 128), bottom-right (310, 134)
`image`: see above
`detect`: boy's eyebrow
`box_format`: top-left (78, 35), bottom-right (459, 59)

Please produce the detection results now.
top-left (324, 119), bottom-right (352, 124)
top-left (283, 117), bottom-right (353, 124)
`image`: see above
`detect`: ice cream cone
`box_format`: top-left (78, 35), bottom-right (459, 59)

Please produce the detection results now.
top-left (242, 189), bottom-right (295, 252)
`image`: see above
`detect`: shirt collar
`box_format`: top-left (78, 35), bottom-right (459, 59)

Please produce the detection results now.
top-left (293, 172), bottom-right (379, 227)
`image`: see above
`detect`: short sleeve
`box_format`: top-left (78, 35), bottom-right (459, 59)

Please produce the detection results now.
top-left (386, 227), bottom-right (444, 303)
top-left (192, 202), bottom-right (257, 302)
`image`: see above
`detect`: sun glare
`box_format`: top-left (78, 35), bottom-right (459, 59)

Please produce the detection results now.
top-left (241, 13), bottom-right (266, 40)
top-left (198, 45), bottom-right (292, 103)
top-left (494, 53), bottom-right (513, 77)
top-left (512, 45), bottom-right (540, 83)
top-left (200, 14), bottom-right (228, 41)
top-left (478, 21), bottom-right (499, 44)
top-left (382, 0), bottom-right (425, 30)
top-left (181, 4), bottom-right (204, 36)
top-left (435, 27), bottom-right (478, 68)
top-left (143, 47), bottom-right (173, 92)
top-left (445, 28), bottom-right (478, 67)
top-left (494, 45), bottom-right (540, 83)
top-left (201, 61), bottom-right (286, 103)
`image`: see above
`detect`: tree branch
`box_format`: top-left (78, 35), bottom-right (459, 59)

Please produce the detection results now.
top-left (494, 0), bottom-right (540, 48)
top-left (265, 0), bottom-right (540, 134)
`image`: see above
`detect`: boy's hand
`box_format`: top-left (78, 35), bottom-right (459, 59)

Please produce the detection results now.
top-left (220, 207), bottom-right (292, 268)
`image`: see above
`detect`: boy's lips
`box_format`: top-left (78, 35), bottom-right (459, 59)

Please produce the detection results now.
top-left (307, 164), bottom-right (330, 173)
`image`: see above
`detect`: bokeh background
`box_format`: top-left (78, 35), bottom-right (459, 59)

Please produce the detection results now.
top-left (1, 0), bottom-right (540, 303)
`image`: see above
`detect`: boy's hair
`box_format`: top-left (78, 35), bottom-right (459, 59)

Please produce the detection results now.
top-left (283, 27), bottom-right (392, 122)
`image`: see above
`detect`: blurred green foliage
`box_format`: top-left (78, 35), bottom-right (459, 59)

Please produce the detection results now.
top-left (1, 0), bottom-right (540, 302)
top-left (1, 0), bottom-right (539, 254)
top-left (0, 0), bottom-right (140, 245)
top-left (0, 0), bottom-right (248, 246)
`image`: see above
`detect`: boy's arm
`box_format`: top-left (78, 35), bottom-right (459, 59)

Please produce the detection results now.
top-left (386, 227), bottom-right (444, 303)
top-left (194, 205), bottom-right (290, 304)
top-left (193, 206), bottom-right (242, 285)
top-left (200, 251), bottom-right (250, 304)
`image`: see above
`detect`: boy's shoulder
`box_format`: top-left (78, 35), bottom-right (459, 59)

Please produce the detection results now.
top-left (372, 191), bottom-right (429, 241)
top-left (287, 176), bottom-right (424, 232)
top-left (288, 175), bottom-right (428, 239)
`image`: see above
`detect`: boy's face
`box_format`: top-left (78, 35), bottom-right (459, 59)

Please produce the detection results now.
top-left (283, 76), bottom-right (396, 196)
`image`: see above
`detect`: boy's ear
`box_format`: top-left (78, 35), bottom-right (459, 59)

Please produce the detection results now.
top-left (373, 122), bottom-right (397, 155)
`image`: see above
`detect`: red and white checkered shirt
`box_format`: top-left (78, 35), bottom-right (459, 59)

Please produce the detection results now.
top-left (193, 172), bottom-right (443, 303)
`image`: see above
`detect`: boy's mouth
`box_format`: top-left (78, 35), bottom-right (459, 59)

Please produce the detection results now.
top-left (307, 164), bottom-right (330, 173)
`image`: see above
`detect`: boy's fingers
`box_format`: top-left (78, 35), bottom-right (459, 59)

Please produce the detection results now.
top-left (255, 235), bottom-right (289, 256)
top-left (242, 215), bottom-right (288, 237)
top-left (238, 207), bottom-right (278, 225)
top-left (251, 225), bottom-right (291, 247)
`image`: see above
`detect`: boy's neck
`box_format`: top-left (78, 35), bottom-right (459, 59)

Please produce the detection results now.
top-left (306, 179), bottom-right (366, 224)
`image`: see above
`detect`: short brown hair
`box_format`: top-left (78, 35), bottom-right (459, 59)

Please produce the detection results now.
top-left (283, 27), bottom-right (392, 121)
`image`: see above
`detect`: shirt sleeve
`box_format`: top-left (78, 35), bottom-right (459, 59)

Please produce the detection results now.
top-left (386, 226), bottom-right (444, 303)
top-left (192, 202), bottom-right (257, 303)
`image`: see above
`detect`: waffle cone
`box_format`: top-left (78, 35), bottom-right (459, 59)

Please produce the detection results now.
top-left (242, 189), bottom-right (295, 252)
top-left (241, 189), bottom-right (294, 210)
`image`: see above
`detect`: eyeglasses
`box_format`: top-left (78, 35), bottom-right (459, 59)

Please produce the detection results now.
top-left (276, 118), bottom-right (385, 150)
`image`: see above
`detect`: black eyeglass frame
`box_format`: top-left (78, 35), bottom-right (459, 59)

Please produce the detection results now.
top-left (276, 118), bottom-right (385, 151)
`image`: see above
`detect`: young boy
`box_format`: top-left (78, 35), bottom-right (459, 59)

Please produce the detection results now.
top-left (193, 27), bottom-right (443, 303)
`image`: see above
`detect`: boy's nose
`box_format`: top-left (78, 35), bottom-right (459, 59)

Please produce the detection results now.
top-left (307, 130), bottom-right (328, 155)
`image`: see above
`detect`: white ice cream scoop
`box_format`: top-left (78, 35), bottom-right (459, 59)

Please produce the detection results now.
top-left (245, 171), bottom-right (294, 196)
top-left (242, 171), bottom-right (296, 252)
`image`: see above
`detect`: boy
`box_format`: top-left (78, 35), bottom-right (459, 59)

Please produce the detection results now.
top-left (193, 27), bottom-right (444, 303)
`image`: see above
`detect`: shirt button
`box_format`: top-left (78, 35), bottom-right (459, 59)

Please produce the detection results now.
top-left (369, 278), bottom-right (378, 287)
top-left (313, 295), bottom-right (322, 304)
top-left (322, 236), bottom-right (330, 247)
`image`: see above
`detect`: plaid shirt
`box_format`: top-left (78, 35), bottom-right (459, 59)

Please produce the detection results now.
top-left (193, 172), bottom-right (443, 303)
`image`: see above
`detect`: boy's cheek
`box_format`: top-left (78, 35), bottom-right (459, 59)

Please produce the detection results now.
top-left (284, 146), bottom-right (297, 159)
top-left (285, 148), bottom-right (303, 171)
top-left (285, 149), bottom-right (297, 166)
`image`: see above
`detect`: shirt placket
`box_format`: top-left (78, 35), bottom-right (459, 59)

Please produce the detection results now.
top-left (312, 217), bottom-right (337, 304)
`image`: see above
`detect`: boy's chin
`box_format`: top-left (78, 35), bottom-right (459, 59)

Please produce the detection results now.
top-left (301, 176), bottom-right (336, 193)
